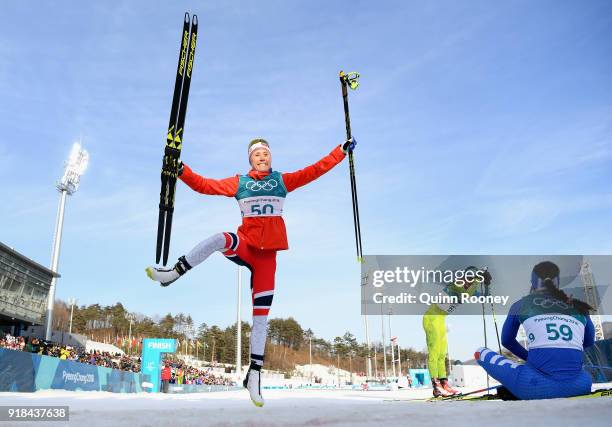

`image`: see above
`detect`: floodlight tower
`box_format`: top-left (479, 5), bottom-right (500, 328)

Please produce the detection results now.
top-left (361, 271), bottom-right (372, 379)
top-left (580, 261), bottom-right (605, 341)
top-left (45, 142), bottom-right (89, 340)
top-left (68, 297), bottom-right (77, 334)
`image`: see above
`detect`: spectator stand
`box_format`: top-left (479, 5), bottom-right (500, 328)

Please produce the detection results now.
top-left (1, 333), bottom-right (240, 394)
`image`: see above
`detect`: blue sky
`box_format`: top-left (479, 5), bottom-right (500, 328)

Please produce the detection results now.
top-left (1, 1), bottom-right (611, 361)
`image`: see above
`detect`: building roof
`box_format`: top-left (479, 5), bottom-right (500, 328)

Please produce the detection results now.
top-left (0, 241), bottom-right (60, 278)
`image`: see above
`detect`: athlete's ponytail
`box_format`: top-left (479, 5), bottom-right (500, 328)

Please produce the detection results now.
top-left (543, 279), bottom-right (593, 315)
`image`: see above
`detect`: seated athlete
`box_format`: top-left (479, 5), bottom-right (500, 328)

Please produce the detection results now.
top-left (475, 261), bottom-right (595, 400)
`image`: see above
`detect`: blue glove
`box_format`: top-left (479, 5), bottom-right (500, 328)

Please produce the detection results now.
top-left (342, 137), bottom-right (357, 154)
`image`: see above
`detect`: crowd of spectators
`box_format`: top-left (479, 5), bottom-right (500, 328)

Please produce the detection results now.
top-left (1, 333), bottom-right (235, 387)
top-left (1, 333), bottom-right (141, 371)
top-left (161, 358), bottom-right (235, 386)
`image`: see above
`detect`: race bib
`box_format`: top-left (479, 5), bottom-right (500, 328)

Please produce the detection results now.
top-left (523, 314), bottom-right (585, 351)
top-left (238, 196), bottom-right (285, 217)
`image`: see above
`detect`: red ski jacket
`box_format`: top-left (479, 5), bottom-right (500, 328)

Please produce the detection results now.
top-left (161, 366), bottom-right (171, 381)
top-left (179, 145), bottom-right (346, 250)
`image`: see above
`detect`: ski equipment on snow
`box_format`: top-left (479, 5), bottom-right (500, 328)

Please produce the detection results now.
top-left (440, 378), bottom-right (460, 395)
top-left (339, 71), bottom-right (363, 263)
top-left (446, 387), bottom-right (612, 402)
top-left (570, 388), bottom-right (612, 399)
top-left (156, 12), bottom-right (198, 265)
top-left (393, 387), bottom-right (611, 403)
top-left (434, 385), bottom-right (502, 401)
top-left (431, 378), bottom-right (452, 398)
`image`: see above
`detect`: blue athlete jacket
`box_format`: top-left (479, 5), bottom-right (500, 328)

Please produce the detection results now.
top-left (502, 292), bottom-right (595, 377)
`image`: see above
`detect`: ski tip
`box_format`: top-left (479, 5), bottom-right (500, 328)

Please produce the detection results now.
top-left (184, 12), bottom-right (190, 22)
top-left (192, 14), bottom-right (198, 25)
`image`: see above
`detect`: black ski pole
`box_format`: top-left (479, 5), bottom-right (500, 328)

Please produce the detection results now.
top-left (480, 284), bottom-right (490, 390)
top-left (488, 286), bottom-right (502, 354)
top-left (482, 268), bottom-right (502, 353)
top-left (339, 71), bottom-right (363, 262)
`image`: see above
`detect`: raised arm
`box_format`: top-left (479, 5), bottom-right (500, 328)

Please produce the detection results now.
top-left (179, 163), bottom-right (239, 197)
top-left (282, 145), bottom-right (346, 192)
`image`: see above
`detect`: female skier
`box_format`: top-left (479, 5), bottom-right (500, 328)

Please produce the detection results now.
top-left (475, 261), bottom-right (595, 400)
top-left (146, 137), bottom-right (355, 406)
top-left (423, 266), bottom-right (491, 397)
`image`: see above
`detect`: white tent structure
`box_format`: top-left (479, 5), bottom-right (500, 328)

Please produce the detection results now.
top-left (85, 340), bottom-right (124, 355)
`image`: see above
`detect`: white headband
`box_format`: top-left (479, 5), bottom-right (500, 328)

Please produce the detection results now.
top-left (248, 142), bottom-right (271, 157)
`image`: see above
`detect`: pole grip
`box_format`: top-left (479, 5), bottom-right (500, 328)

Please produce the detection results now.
top-left (339, 73), bottom-right (352, 140)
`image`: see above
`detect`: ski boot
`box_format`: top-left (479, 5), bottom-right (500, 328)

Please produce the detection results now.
top-left (439, 378), bottom-right (459, 395)
top-left (145, 256), bottom-right (191, 287)
top-left (243, 363), bottom-right (264, 407)
top-left (432, 378), bottom-right (452, 398)
top-left (496, 386), bottom-right (519, 401)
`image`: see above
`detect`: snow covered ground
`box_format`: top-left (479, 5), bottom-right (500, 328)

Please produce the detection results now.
top-left (2, 386), bottom-right (611, 427)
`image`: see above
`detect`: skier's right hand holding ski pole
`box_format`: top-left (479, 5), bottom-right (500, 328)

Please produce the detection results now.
top-left (342, 137), bottom-right (357, 154)
top-left (483, 270), bottom-right (493, 296)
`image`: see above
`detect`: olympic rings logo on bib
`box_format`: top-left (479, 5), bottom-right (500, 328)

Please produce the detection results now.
top-left (246, 179), bottom-right (278, 192)
top-left (532, 297), bottom-right (569, 310)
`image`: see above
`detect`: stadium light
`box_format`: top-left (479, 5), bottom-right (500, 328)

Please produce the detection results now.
top-left (58, 142), bottom-right (89, 194)
top-left (127, 313), bottom-right (136, 354)
top-left (68, 297), bottom-right (77, 334)
top-left (45, 142), bottom-right (89, 341)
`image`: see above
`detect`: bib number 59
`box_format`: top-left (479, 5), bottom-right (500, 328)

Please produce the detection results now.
top-left (546, 323), bottom-right (573, 341)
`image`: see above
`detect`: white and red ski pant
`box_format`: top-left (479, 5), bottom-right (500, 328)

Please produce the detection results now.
top-left (184, 232), bottom-right (275, 368)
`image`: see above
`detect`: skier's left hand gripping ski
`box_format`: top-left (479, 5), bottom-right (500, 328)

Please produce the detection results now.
top-left (154, 12), bottom-right (198, 267)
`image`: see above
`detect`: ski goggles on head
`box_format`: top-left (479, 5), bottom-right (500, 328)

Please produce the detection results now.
top-left (248, 139), bottom-right (270, 157)
top-left (530, 261), bottom-right (560, 291)
top-left (530, 271), bottom-right (560, 291)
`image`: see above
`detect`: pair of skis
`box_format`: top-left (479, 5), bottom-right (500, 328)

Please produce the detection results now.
top-left (384, 385), bottom-right (501, 403)
top-left (389, 386), bottom-right (612, 402)
top-left (440, 387), bottom-right (612, 402)
top-left (156, 13), bottom-right (198, 266)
